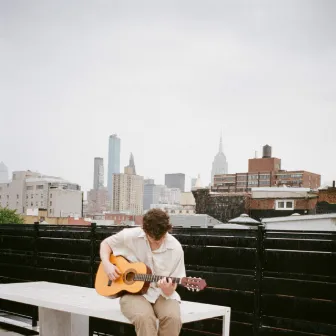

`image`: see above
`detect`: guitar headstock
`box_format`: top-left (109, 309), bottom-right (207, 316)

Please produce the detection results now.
top-left (181, 277), bottom-right (207, 292)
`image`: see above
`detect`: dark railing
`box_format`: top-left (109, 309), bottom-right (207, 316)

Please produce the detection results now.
top-left (0, 224), bottom-right (335, 336)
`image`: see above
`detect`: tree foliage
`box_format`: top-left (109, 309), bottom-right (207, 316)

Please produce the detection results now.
top-left (0, 207), bottom-right (25, 224)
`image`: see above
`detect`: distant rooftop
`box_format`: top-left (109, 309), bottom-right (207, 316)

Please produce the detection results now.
top-left (26, 176), bottom-right (71, 184)
top-left (252, 187), bottom-right (312, 192)
top-left (262, 213), bottom-right (336, 223)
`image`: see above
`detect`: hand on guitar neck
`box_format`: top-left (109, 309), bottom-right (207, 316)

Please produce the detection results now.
top-left (157, 277), bottom-right (177, 297)
top-left (95, 255), bottom-right (207, 297)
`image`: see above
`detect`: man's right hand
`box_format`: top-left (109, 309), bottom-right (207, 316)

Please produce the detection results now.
top-left (103, 261), bottom-right (121, 281)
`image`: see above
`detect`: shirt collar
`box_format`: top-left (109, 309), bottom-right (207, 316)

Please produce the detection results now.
top-left (138, 229), bottom-right (175, 250)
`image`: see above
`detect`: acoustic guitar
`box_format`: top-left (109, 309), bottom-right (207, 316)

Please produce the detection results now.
top-left (95, 255), bottom-right (207, 297)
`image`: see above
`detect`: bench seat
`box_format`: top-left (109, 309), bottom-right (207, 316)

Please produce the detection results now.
top-left (0, 281), bottom-right (231, 335)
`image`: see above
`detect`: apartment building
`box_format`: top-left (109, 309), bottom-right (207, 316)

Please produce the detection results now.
top-left (112, 166), bottom-right (144, 215)
top-left (0, 170), bottom-right (82, 217)
top-left (213, 145), bottom-right (321, 192)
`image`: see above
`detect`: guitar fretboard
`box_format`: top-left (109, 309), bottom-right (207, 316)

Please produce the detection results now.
top-left (134, 274), bottom-right (181, 284)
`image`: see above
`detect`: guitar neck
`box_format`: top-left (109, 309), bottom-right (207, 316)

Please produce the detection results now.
top-left (134, 274), bottom-right (181, 284)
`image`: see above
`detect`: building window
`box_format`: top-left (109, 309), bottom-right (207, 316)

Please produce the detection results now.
top-left (50, 201), bottom-right (52, 206)
top-left (275, 200), bottom-right (294, 210)
top-left (50, 194), bottom-right (52, 198)
top-left (37, 185), bottom-right (44, 190)
top-left (26, 186), bottom-right (33, 191)
top-left (31, 194), bottom-right (33, 199)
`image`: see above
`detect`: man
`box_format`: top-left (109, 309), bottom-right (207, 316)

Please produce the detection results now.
top-left (39, 216), bottom-right (48, 224)
top-left (100, 208), bottom-right (186, 336)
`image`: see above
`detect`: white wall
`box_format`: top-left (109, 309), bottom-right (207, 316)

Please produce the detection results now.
top-left (252, 188), bottom-right (311, 199)
top-left (180, 192), bottom-right (195, 206)
top-left (263, 219), bottom-right (336, 231)
top-left (49, 189), bottom-right (82, 217)
top-left (262, 215), bottom-right (336, 231)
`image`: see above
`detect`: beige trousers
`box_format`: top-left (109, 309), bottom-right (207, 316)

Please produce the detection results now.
top-left (120, 294), bottom-right (182, 336)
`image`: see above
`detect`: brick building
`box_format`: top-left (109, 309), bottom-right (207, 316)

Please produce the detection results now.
top-left (104, 213), bottom-right (143, 225)
top-left (213, 145), bottom-right (321, 193)
top-left (192, 188), bottom-right (249, 223)
top-left (249, 187), bottom-right (318, 220)
top-left (316, 181), bottom-right (336, 214)
top-left (192, 186), bottom-right (319, 223)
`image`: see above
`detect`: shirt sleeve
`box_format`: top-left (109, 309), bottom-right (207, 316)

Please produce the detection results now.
top-left (104, 229), bottom-right (126, 251)
top-left (170, 249), bottom-right (186, 278)
top-left (161, 248), bottom-right (186, 300)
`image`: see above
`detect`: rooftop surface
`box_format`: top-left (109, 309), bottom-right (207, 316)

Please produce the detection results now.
top-left (262, 213), bottom-right (336, 222)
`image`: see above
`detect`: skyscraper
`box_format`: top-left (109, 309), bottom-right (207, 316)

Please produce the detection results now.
top-left (0, 162), bottom-right (9, 183)
top-left (143, 183), bottom-right (164, 211)
top-left (93, 157), bottom-right (104, 190)
top-left (125, 152), bottom-right (136, 175)
top-left (107, 134), bottom-right (121, 197)
top-left (211, 135), bottom-right (228, 185)
top-left (112, 164), bottom-right (144, 215)
top-left (164, 173), bottom-right (185, 192)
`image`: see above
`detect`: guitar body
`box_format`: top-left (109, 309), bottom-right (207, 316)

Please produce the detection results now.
top-left (95, 255), bottom-right (152, 297)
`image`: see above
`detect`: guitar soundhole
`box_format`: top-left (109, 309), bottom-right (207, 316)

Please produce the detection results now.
top-left (125, 272), bottom-right (135, 282)
top-left (123, 268), bottom-right (137, 285)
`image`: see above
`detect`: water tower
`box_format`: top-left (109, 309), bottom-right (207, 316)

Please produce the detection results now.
top-left (262, 144), bottom-right (272, 158)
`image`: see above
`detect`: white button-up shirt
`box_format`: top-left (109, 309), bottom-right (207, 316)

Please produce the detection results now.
top-left (105, 227), bottom-right (186, 303)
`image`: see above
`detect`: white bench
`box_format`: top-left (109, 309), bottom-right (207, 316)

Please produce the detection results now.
top-left (0, 281), bottom-right (231, 336)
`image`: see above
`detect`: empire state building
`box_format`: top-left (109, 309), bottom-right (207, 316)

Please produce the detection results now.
top-left (211, 136), bottom-right (228, 186)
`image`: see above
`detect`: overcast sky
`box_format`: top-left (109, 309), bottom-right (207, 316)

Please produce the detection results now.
top-left (1, 0), bottom-right (335, 193)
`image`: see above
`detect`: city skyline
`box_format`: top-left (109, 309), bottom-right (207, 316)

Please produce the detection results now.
top-left (1, 1), bottom-right (335, 193)
top-left (1, 135), bottom-right (333, 195)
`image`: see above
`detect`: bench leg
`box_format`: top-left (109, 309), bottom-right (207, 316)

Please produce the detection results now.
top-left (38, 307), bottom-right (89, 336)
top-left (222, 308), bottom-right (231, 336)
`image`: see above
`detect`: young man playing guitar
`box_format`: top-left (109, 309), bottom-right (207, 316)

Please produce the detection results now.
top-left (100, 208), bottom-right (186, 336)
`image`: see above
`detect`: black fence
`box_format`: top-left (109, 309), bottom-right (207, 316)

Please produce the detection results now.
top-left (0, 224), bottom-right (335, 336)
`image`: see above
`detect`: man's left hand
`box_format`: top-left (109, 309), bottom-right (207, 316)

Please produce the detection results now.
top-left (158, 277), bottom-right (176, 297)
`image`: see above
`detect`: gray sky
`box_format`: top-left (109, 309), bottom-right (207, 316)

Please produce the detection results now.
top-left (1, 0), bottom-right (335, 193)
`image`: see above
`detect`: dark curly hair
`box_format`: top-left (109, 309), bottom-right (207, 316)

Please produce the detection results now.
top-left (142, 208), bottom-right (172, 240)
